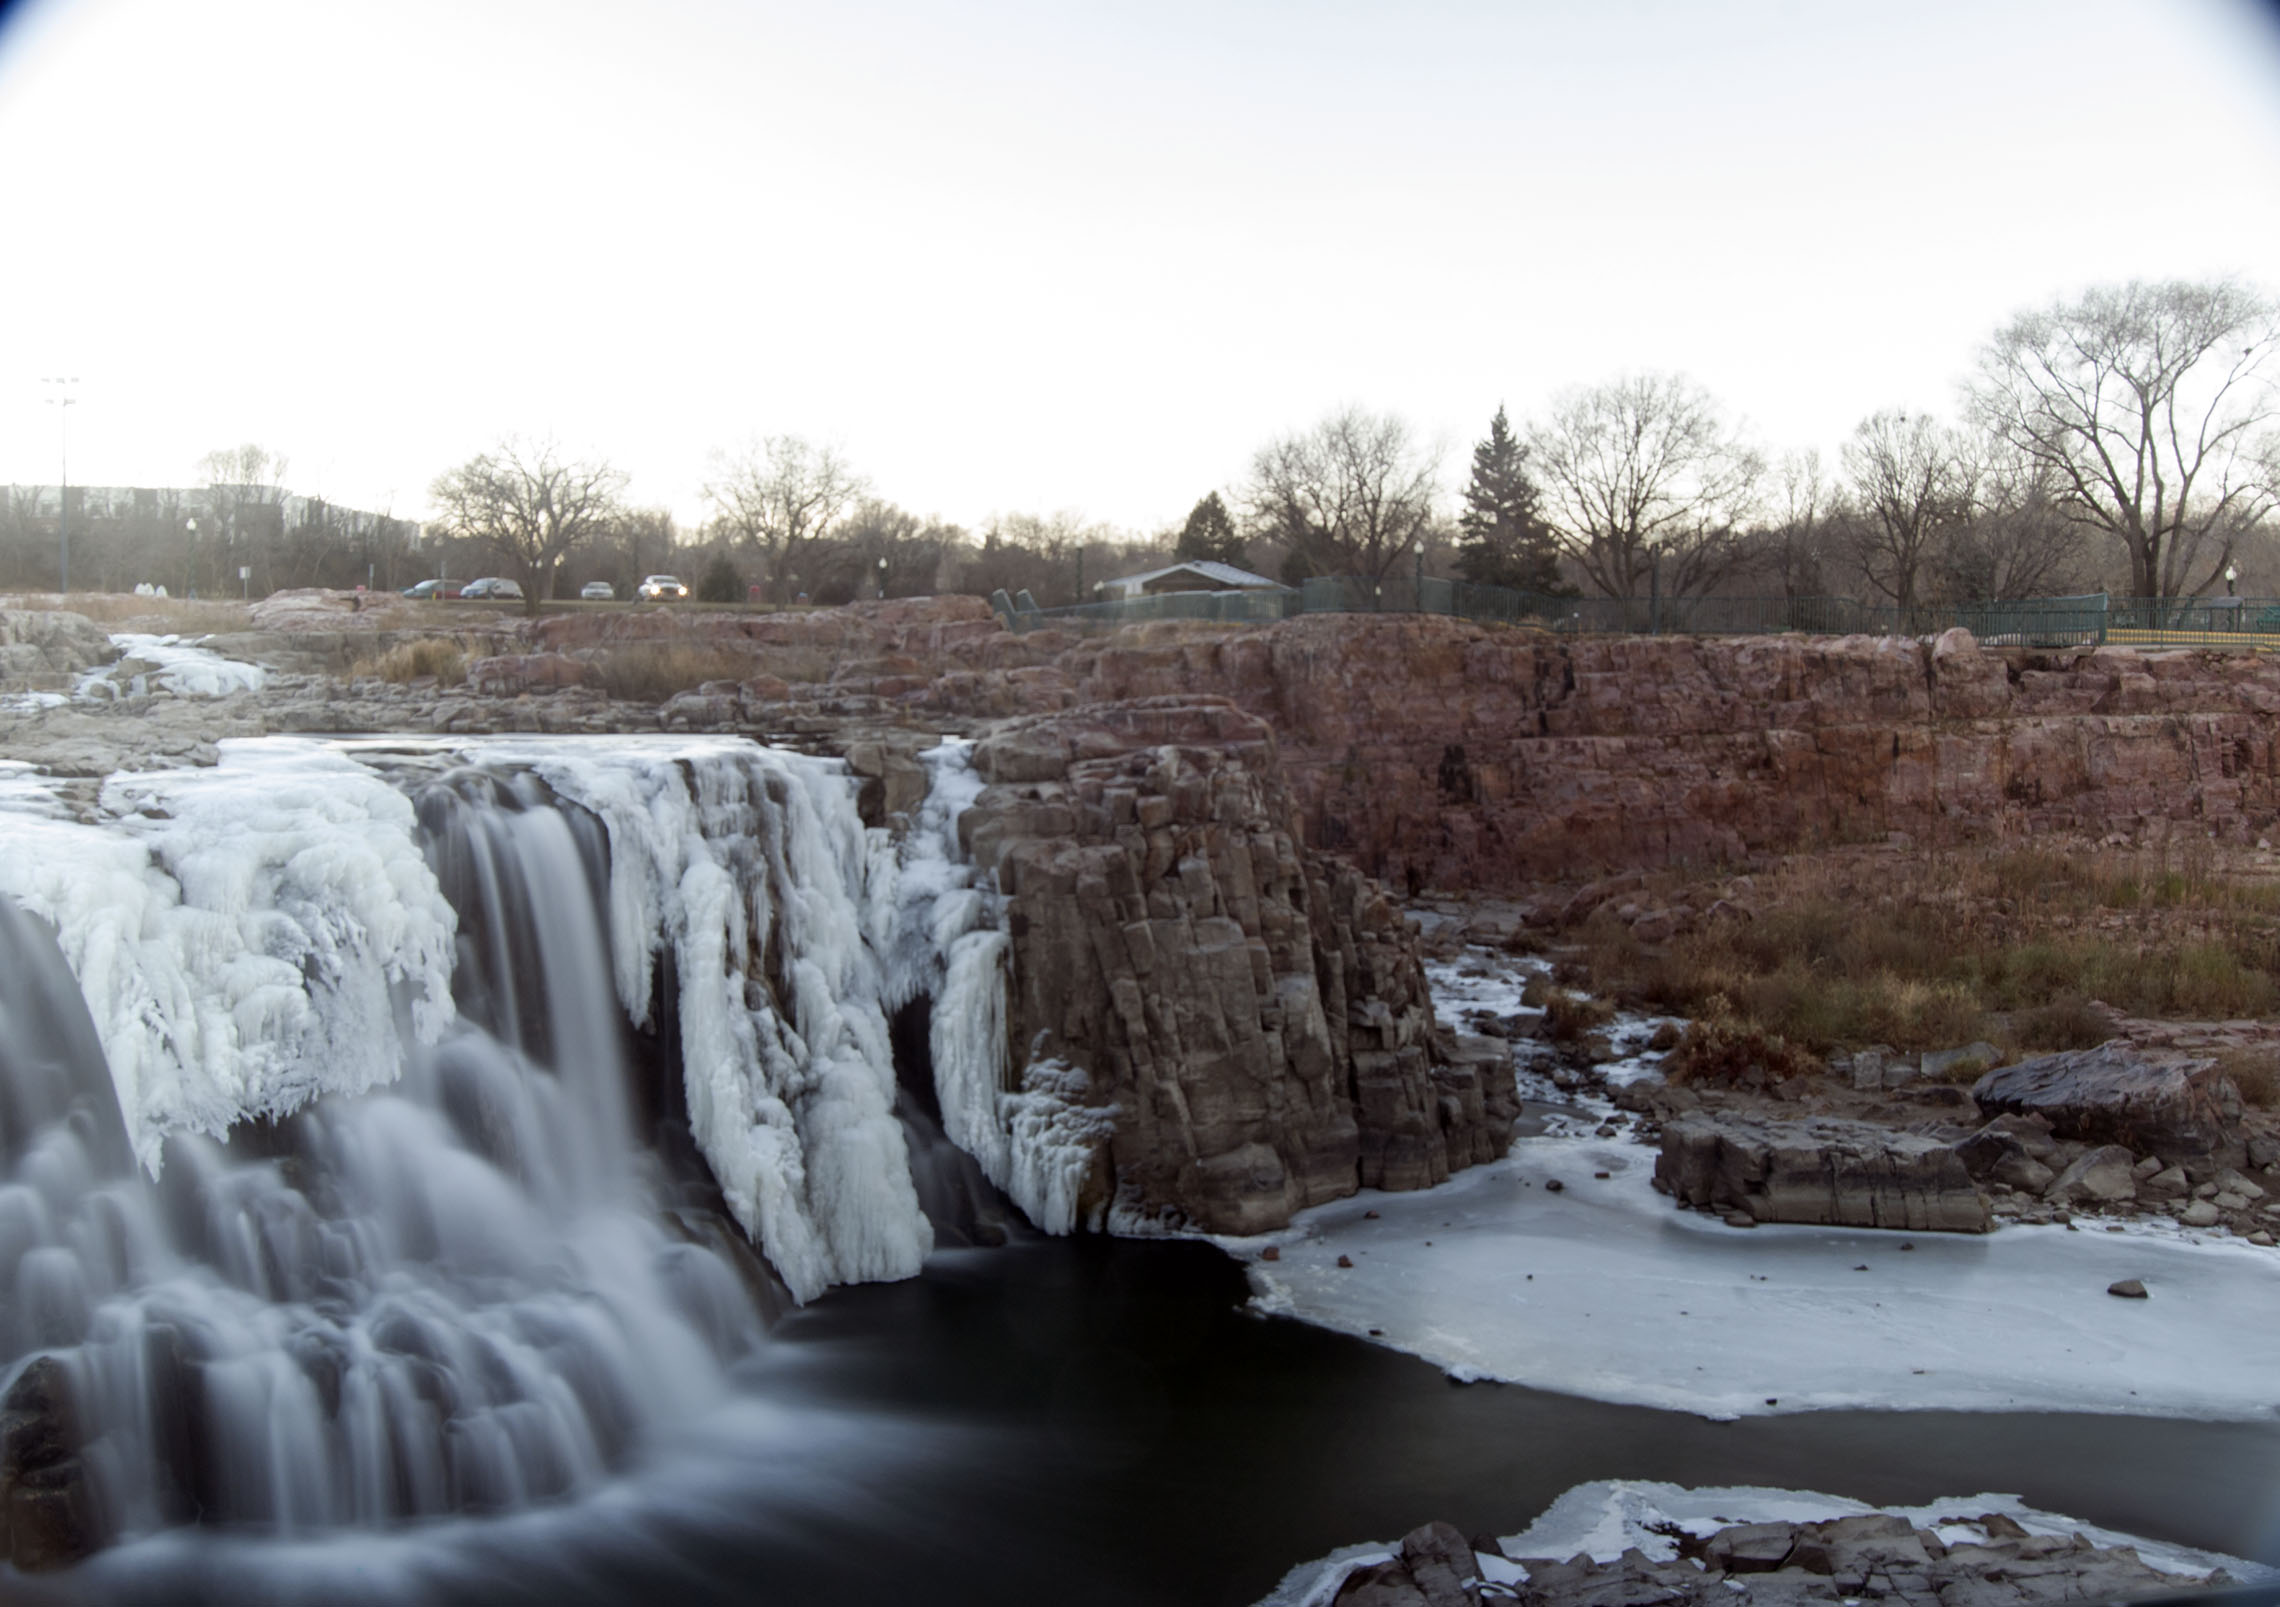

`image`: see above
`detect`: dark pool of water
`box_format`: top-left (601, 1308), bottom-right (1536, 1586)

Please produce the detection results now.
top-left (46, 1236), bottom-right (2280, 1607)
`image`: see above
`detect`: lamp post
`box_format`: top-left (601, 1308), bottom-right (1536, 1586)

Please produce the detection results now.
top-left (185, 517), bottom-right (198, 598)
top-left (877, 555), bottom-right (889, 600)
top-left (42, 377), bottom-right (77, 595)
top-left (2227, 563), bottom-right (2239, 597)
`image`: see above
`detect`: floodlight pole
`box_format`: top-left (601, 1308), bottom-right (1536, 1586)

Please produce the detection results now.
top-left (43, 378), bottom-right (77, 594)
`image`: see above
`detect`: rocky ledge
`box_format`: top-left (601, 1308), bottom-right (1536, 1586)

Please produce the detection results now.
top-left (1334, 1512), bottom-right (2237, 1607)
top-left (1653, 1116), bottom-right (1993, 1233)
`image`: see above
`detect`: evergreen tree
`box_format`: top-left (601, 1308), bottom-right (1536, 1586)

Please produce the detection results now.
top-left (1457, 405), bottom-right (1570, 594)
top-left (1174, 491), bottom-right (1247, 568)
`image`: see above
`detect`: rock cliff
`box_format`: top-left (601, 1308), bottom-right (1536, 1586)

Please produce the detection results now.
top-left (962, 696), bottom-right (1514, 1233)
top-left (1055, 616), bottom-right (2280, 891)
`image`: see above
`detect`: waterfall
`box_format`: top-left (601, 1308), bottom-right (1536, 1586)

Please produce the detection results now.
top-left (0, 730), bottom-right (1109, 1559)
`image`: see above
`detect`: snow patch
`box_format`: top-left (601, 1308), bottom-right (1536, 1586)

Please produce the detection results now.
top-left (83, 633), bottom-right (266, 698)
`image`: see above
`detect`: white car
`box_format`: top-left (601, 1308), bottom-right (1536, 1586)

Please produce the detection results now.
top-left (637, 574), bottom-right (688, 602)
top-left (579, 581), bottom-right (615, 601)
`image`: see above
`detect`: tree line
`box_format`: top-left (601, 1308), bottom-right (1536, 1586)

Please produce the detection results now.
top-left (4, 279), bottom-right (2271, 614)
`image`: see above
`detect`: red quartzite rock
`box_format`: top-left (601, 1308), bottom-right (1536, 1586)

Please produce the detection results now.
top-left (1052, 615), bottom-right (2280, 893)
top-left (965, 696), bottom-right (1515, 1235)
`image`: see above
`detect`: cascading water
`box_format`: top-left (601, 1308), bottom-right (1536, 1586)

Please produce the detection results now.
top-left (0, 755), bottom-right (768, 1554)
top-left (0, 730), bottom-right (1111, 1569)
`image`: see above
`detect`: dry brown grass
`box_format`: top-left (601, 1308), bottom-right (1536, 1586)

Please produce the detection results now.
top-left (1578, 840), bottom-right (2280, 1057)
top-left (354, 637), bottom-right (467, 686)
top-left (2217, 1049), bottom-right (2279, 1109)
top-left (1663, 1011), bottom-right (1820, 1087)
top-left (10, 592), bottom-right (254, 633)
top-left (589, 644), bottom-right (758, 701)
top-left (1540, 989), bottom-right (1615, 1043)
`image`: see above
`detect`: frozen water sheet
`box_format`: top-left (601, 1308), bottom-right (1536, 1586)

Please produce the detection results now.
top-left (1229, 1133), bottom-right (2280, 1420)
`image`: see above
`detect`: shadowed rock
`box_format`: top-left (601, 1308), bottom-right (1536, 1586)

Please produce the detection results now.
top-left (1655, 1115), bottom-right (1992, 1233)
top-left (1972, 1044), bottom-right (2246, 1168)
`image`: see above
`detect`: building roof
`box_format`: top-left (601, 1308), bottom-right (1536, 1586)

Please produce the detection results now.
top-left (1110, 560), bottom-right (1284, 591)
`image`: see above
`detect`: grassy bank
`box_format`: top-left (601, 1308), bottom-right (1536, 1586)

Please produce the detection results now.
top-left (1576, 842), bottom-right (2280, 1066)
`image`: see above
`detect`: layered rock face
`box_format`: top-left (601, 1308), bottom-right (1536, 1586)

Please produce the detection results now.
top-left (1061, 616), bottom-right (2280, 891)
top-left (1654, 1115), bottom-right (1994, 1233)
top-left (963, 697), bottom-right (1513, 1234)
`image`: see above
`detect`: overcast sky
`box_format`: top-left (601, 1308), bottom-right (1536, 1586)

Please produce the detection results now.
top-left (3, 0), bottom-right (2278, 538)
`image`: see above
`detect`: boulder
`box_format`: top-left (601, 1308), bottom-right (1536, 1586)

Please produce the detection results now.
top-left (1655, 1115), bottom-right (1992, 1233)
top-left (1972, 1044), bottom-right (2246, 1169)
top-left (2043, 1144), bottom-right (2139, 1205)
top-left (1332, 1521), bottom-right (1481, 1607)
top-left (0, 1356), bottom-right (97, 1571)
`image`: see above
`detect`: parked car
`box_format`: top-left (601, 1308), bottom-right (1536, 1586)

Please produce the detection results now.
top-left (461, 577), bottom-right (525, 601)
top-left (637, 574), bottom-right (689, 602)
top-left (579, 580), bottom-right (615, 601)
top-left (400, 578), bottom-right (465, 600)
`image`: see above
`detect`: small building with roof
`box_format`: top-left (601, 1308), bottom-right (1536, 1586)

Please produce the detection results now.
top-left (1098, 559), bottom-right (1284, 601)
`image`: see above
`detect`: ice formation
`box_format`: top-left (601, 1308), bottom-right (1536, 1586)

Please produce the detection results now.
top-left (481, 736), bottom-right (934, 1303)
top-left (0, 739), bottom-right (456, 1172)
top-left (893, 740), bottom-right (1118, 1234)
top-left (0, 729), bottom-right (1106, 1306)
top-left (0, 792), bottom-right (768, 1543)
top-left (82, 632), bottom-right (267, 698)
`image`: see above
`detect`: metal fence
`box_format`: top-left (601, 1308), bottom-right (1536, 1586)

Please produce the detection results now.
top-left (992, 582), bottom-right (2280, 651)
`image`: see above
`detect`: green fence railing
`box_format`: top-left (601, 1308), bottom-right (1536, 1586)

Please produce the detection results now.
top-left (991, 583), bottom-right (2280, 651)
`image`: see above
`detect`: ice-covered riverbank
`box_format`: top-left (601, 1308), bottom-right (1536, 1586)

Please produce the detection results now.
top-left (1220, 947), bottom-right (2280, 1421)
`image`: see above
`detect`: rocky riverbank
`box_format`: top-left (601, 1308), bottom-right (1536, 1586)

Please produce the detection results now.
top-left (1309, 1508), bottom-right (2244, 1607)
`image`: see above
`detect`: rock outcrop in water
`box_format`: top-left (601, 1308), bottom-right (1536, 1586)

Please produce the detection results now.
top-left (964, 697), bottom-right (1514, 1234)
top-left (1653, 1115), bottom-right (1994, 1233)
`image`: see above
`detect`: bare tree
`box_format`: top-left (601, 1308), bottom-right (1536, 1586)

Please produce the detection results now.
top-left (1243, 406), bottom-right (1441, 585)
top-left (1934, 441), bottom-right (2102, 602)
top-left (1970, 279), bottom-right (2279, 599)
top-left (1527, 373), bottom-right (1763, 599)
top-left (702, 436), bottom-right (868, 602)
top-left (1838, 409), bottom-right (1977, 610)
top-left (428, 439), bottom-right (628, 616)
top-left (1762, 448), bottom-right (1835, 600)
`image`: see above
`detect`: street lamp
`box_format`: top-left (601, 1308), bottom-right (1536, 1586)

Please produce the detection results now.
top-left (42, 377), bottom-right (76, 595)
top-left (2227, 563), bottom-right (2239, 597)
top-left (877, 555), bottom-right (889, 600)
top-left (185, 517), bottom-right (198, 599)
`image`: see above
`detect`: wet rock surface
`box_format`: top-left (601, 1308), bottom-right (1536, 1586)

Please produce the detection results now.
top-left (0, 1356), bottom-right (96, 1572)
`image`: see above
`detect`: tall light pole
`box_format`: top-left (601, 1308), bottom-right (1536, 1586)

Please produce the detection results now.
top-left (42, 377), bottom-right (77, 595)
